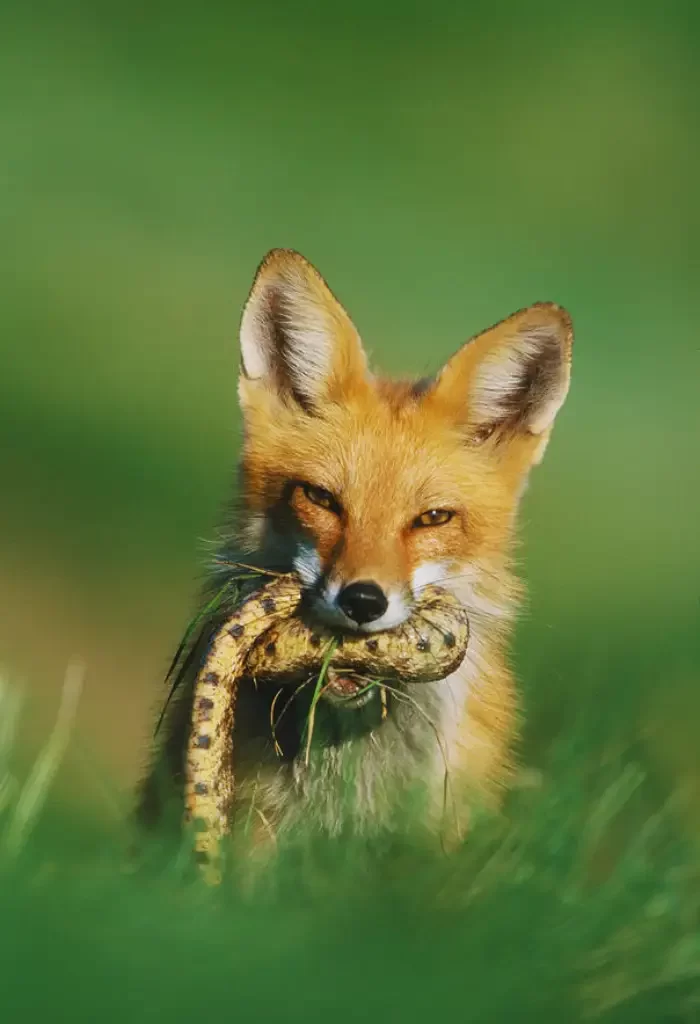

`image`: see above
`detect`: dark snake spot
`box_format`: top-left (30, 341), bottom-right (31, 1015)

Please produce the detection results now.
top-left (416, 637), bottom-right (431, 652)
top-left (194, 850), bottom-right (210, 863)
top-left (228, 624), bottom-right (245, 638)
top-left (195, 735), bottom-right (211, 749)
top-left (310, 634), bottom-right (321, 648)
top-left (365, 639), bottom-right (379, 653)
top-left (203, 672), bottom-right (219, 685)
top-left (198, 698), bottom-right (214, 711)
top-left (443, 632), bottom-right (456, 649)
top-left (262, 597), bottom-right (276, 614)
top-left (194, 782), bottom-right (208, 795)
top-left (265, 641), bottom-right (276, 656)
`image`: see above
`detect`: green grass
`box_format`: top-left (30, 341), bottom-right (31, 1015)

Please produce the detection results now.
top-left (2, 633), bottom-right (700, 1023)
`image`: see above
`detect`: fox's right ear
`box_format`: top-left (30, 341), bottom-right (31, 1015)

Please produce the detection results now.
top-left (238, 249), bottom-right (369, 413)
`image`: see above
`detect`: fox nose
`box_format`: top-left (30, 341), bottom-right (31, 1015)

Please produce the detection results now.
top-left (337, 581), bottom-right (388, 626)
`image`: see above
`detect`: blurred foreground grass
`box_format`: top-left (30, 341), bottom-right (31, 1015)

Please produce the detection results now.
top-left (2, 657), bottom-right (700, 1023)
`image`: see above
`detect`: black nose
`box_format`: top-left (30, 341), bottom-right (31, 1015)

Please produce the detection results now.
top-left (337, 581), bottom-right (388, 625)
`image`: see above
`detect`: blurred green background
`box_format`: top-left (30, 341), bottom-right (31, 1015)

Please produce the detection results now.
top-left (1, 0), bottom-right (698, 815)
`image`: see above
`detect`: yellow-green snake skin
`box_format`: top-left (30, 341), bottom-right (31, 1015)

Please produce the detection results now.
top-left (184, 575), bottom-right (469, 882)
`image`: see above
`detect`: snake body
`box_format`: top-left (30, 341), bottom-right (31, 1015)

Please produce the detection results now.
top-left (184, 575), bottom-right (469, 880)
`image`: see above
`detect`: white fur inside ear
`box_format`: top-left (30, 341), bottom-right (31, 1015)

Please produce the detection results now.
top-left (278, 293), bottom-right (333, 401)
top-left (239, 304), bottom-right (271, 380)
top-left (240, 276), bottom-right (334, 403)
top-left (527, 387), bottom-right (567, 435)
top-left (470, 325), bottom-right (568, 435)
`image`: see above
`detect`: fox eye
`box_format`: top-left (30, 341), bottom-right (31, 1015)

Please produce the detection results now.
top-left (413, 509), bottom-right (455, 528)
top-left (301, 483), bottom-right (341, 514)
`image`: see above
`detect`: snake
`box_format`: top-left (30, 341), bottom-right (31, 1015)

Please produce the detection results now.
top-left (183, 575), bottom-right (469, 882)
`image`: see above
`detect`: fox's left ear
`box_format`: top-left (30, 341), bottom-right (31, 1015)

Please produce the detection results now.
top-left (427, 302), bottom-right (573, 461)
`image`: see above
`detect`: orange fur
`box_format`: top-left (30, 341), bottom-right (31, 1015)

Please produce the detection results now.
top-left (145, 248), bottom-right (573, 843)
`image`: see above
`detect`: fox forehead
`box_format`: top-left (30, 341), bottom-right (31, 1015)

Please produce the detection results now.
top-left (242, 380), bottom-right (505, 515)
top-left (238, 248), bottom-right (573, 555)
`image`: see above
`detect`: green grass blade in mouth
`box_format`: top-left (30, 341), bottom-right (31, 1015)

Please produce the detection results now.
top-left (302, 639), bottom-right (338, 767)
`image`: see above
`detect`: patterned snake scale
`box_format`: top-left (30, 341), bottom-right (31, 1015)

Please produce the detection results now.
top-left (184, 575), bottom-right (469, 882)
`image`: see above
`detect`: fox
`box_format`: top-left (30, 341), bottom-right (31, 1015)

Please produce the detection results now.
top-left (141, 248), bottom-right (573, 847)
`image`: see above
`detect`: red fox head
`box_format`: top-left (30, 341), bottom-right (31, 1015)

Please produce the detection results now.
top-left (236, 249), bottom-right (572, 634)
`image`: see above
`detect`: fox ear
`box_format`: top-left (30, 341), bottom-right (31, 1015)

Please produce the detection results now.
top-left (238, 249), bottom-right (369, 412)
top-left (427, 303), bottom-right (573, 445)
